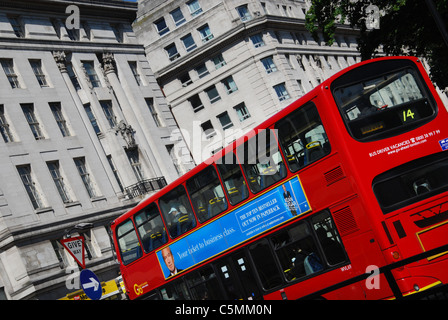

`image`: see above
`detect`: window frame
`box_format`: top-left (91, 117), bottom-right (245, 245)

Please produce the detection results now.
top-left (275, 102), bottom-right (331, 173)
top-left (236, 129), bottom-right (287, 194)
top-left (116, 219), bottom-right (142, 265)
top-left (134, 203), bottom-right (168, 253)
top-left (186, 165), bottom-right (227, 223)
top-left (158, 184), bottom-right (197, 239)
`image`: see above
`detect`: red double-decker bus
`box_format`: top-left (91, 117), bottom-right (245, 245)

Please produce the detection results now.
top-left (111, 56), bottom-right (448, 300)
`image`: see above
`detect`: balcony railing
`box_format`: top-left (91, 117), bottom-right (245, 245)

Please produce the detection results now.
top-left (125, 177), bottom-right (167, 199)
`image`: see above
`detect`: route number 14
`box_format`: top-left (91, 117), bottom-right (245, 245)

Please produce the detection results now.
top-left (402, 109), bottom-right (415, 122)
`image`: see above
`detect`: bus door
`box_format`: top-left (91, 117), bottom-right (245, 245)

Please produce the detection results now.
top-left (214, 250), bottom-right (263, 300)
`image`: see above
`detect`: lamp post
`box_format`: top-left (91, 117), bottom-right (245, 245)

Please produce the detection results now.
top-left (64, 222), bottom-right (94, 238)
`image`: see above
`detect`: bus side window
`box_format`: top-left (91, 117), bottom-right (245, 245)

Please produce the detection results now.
top-left (134, 203), bottom-right (167, 253)
top-left (160, 279), bottom-right (191, 300)
top-left (312, 211), bottom-right (346, 266)
top-left (185, 266), bottom-right (225, 300)
top-left (249, 239), bottom-right (283, 290)
top-left (270, 222), bottom-right (324, 281)
top-left (116, 220), bottom-right (142, 265)
top-left (215, 152), bottom-right (249, 206)
top-left (159, 185), bottom-right (197, 238)
top-left (186, 165), bottom-right (227, 223)
top-left (237, 129), bottom-right (286, 193)
top-left (276, 102), bottom-right (330, 172)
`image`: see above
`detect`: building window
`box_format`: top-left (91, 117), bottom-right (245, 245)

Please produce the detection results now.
top-left (145, 98), bottom-right (162, 127)
top-left (165, 43), bottom-right (180, 61)
top-left (212, 54), bottom-right (226, 69)
top-left (180, 73), bottom-right (193, 87)
top-left (171, 8), bottom-right (186, 27)
top-left (166, 144), bottom-right (181, 176)
top-left (17, 165), bottom-right (44, 209)
top-left (47, 161), bottom-right (72, 203)
top-left (236, 5), bottom-right (252, 22)
top-left (74, 157), bottom-right (97, 198)
top-left (126, 148), bottom-right (145, 182)
top-left (195, 63), bottom-right (209, 78)
top-left (217, 112), bottom-right (233, 130)
top-left (188, 94), bottom-right (204, 113)
top-left (65, 27), bottom-right (79, 41)
top-left (111, 24), bottom-right (123, 43)
top-left (100, 100), bottom-right (117, 128)
top-left (84, 103), bottom-right (101, 135)
top-left (274, 83), bottom-right (290, 101)
top-left (7, 15), bottom-right (24, 38)
top-left (107, 155), bottom-right (124, 192)
top-left (187, 0), bottom-right (203, 17)
top-left (205, 85), bottom-right (221, 103)
top-left (0, 105), bottom-right (14, 143)
top-left (201, 120), bottom-right (216, 139)
top-left (181, 33), bottom-right (197, 52)
top-left (29, 60), bottom-right (49, 87)
top-left (82, 61), bottom-right (101, 87)
top-left (1, 59), bottom-right (21, 89)
top-left (21, 103), bottom-right (45, 140)
top-left (67, 63), bottom-right (81, 90)
top-left (155, 17), bottom-right (170, 36)
top-left (250, 34), bottom-right (265, 48)
top-left (198, 24), bottom-right (213, 43)
top-left (129, 61), bottom-right (143, 86)
top-left (234, 102), bottom-right (251, 122)
top-left (261, 56), bottom-right (277, 74)
top-left (222, 76), bottom-right (238, 94)
top-left (50, 102), bottom-right (71, 137)
top-left (82, 22), bottom-right (91, 40)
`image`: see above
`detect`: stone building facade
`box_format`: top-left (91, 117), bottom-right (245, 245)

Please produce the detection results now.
top-left (0, 0), bottom-right (192, 299)
top-left (134, 0), bottom-right (362, 162)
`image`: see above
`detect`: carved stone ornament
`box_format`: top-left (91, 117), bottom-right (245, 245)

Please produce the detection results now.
top-left (116, 120), bottom-right (137, 149)
top-left (53, 51), bottom-right (67, 72)
top-left (102, 52), bottom-right (116, 75)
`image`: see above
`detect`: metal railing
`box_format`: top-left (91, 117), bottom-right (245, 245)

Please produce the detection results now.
top-left (300, 243), bottom-right (448, 300)
top-left (125, 177), bottom-right (167, 199)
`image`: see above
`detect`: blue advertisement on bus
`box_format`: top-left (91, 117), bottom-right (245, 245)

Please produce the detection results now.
top-left (156, 175), bottom-right (311, 279)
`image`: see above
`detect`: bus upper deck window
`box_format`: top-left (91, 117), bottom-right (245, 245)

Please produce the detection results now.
top-left (186, 165), bottom-right (227, 223)
top-left (276, 102), bottom-right (330, 172)
top-left (237, 129), bottom-right (286, 193)
top-left (159, 185), bottom-right (197, 238)
top-left (134, 203), bottom-right (167, 253)
top-left (215, 152), bottom-right (249, 206)
top-left (332, 60), bottom-right (437, 141)
top-left (117, 220), bottom-right (142, 265)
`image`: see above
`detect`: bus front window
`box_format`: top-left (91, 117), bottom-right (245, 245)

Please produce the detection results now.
top-left (333, 67), bottom-right (436, 141)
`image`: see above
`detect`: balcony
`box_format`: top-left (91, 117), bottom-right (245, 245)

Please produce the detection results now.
top-left (125, 177), bottom-right (167, 199)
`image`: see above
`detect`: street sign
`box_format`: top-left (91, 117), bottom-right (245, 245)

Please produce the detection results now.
top-left (61, 236), bottom-right (85, 269)
top-left (80, 269), bottom-right (102, 300)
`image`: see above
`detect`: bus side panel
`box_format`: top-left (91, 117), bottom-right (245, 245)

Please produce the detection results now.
top-left (120, 253), bottom-right (164, 300)
top-left (329, 197), bottom-right (394, 299)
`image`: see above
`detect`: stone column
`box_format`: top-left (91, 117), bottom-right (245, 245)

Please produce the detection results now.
top-left (101, 52), bottom-right (165, 178)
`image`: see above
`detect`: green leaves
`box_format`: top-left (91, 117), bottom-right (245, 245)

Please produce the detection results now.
top-left (305, 0), bottom-right (448, 89)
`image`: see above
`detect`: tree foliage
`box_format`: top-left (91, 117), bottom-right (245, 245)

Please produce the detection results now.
top-left (305, 0), bottom-right (448, 89)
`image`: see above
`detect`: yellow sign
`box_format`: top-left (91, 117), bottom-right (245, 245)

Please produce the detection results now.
top-left (59, 279), bottom-right (120, 300)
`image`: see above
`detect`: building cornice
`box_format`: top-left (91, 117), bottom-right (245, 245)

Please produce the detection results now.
top-left (0, 0), bottom-right (137, 22)
top-left (0, 37), bottom-right (145, 54)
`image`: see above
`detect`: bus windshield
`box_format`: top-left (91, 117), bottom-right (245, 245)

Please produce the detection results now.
top-left (333, 68), bottom-right (436, 141)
